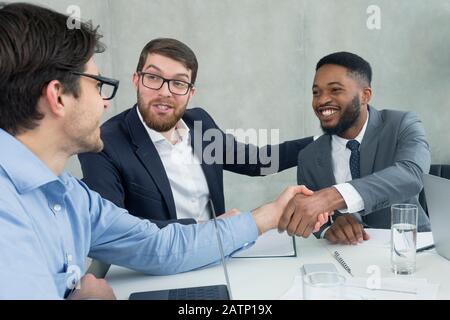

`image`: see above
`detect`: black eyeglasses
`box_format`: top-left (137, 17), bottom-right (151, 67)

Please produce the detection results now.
top-left (138, 72), bottom-right (193, 96)
top-left (71, 71), bottom-right (120, 101)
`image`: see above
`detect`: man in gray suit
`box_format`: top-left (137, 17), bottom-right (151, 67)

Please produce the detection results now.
top-left (278, 52), bottom-right (431, 244)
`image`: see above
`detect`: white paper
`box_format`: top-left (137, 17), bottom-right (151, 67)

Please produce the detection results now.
top-left (358, 229), bottom-right (434, 249)
top-left (233, 229), bottom-right (295, 258)
top-left (279, 275), bottom-right (439, 300)
top-left (344, 277), bottom-right (439, 300)
top-left (360, 228), bottom-right (391, 247)
top-left (417, 232), bottom-right (434, 249)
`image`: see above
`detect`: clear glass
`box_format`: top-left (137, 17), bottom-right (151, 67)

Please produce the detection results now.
top-left (302, 272), bottom-right (346, 300)
top-left (391, 204), bottom-right (418, 275)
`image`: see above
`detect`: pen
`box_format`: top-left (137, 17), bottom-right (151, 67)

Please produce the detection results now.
top-left (416, 244), bottom-right (435, 253)
top-left (333, 251), bottom-right (354, 277)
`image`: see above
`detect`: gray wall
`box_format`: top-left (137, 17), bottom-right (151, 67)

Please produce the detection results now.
top-left (23, 0), bottom-right (450, 212)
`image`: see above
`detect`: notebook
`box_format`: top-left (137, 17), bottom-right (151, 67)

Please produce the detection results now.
top-left (233, 229), bottom-right (296, 258)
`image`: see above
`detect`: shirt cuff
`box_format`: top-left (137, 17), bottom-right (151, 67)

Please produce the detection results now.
top-left (333, 183), bottom-right (365, 213)
top-left (320, 226), bottom-right (331, 239)
top-left (225, 212), bottom-right (259, 254)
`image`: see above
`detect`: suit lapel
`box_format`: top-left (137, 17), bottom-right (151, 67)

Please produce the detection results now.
top-left (314, 135), bottom-right (337, 189)
top-left (125, 106), bottom-right (177, 219)
top-left (360, 106), bottom-right (382, 177)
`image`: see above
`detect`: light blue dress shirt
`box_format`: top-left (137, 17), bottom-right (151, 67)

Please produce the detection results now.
top-left (0, 129), bottom-right (258, 299)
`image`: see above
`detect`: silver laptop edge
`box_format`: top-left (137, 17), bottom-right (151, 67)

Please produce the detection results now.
top-left (209, 199), bottom-right (233, 300)
top-left (423, 174), bottom-right (450, 261)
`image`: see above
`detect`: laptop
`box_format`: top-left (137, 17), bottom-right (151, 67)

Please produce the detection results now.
top-left (422, 174), bottom-right (450, 260)
top-left (128, 200), bottom-right (232, 300)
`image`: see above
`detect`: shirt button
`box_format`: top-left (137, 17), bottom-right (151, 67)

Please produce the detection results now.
top-left (53, 204), bottom-right (62, 212)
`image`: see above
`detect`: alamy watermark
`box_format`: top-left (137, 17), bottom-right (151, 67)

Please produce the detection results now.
top-left (366, 265), bottom-right (382, 289)
top-left (367, 5), bottom-right (381, 30)
top-left (66, 5), bottom-right (81, 30)
top-left (170, 122), bottom-right (281, 176)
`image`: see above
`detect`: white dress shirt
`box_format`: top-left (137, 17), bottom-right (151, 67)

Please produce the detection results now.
top-left (137, 108), bottom-right (211, 222)
top-left (319, 113), bottom-right (369, 238)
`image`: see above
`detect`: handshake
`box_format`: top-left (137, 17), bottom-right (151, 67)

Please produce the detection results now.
top-left (248, 185), bottom-right (347, 238)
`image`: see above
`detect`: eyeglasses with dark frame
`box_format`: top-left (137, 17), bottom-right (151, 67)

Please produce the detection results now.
top-left (138, 71), bottom-right (194, 96)
top-left (71, 71), bottom-right (120, 101)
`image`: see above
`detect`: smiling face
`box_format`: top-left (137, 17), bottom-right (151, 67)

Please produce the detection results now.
top-left (312, 64), bottom-right (371, 139)
top-left (133, 53), bottom-right (196, 133)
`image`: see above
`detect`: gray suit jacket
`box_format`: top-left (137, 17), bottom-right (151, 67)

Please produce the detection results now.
top-left (297, 106), bottom-right (431, 235)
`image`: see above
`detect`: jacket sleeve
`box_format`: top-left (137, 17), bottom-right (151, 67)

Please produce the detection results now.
top-left (199, 109), bottom-right (313, 176)
top-left (296, 152), bottom-right (333, 238)
top-left (349, 112), bottom-right (431, 215)
top-left (79, 148), bottom-right (126, 209)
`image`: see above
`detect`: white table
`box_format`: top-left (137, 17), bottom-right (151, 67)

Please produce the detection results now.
top-left (106, 236), bottom-right (450, 300)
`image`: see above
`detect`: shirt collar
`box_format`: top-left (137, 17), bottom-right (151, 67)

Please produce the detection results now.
top-left (0, 129), bottom-right (62, 193)
top-left (136, 107), bottom-right (190, 145)
top-left (332, 112), bottom-right (370, 147)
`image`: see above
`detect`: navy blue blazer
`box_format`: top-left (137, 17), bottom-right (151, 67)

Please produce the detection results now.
top-left (79, 106), bottom-right (313, 227)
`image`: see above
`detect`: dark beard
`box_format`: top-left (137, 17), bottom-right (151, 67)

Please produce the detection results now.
top-left (321, 95), bottom-right (361, 136)
top-left (137, 95), bottom-right (187, 133)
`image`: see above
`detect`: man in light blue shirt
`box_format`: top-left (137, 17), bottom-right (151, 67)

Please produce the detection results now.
top-left (0, 126), bottom-right (264, 299)
top-left (0, 3), bottom-right (326, 299)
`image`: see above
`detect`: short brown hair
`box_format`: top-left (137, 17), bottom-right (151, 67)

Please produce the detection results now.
top-left (0, 2), bottom-right (105, 135)
top-left (136, 38), bottom-right (198, 84)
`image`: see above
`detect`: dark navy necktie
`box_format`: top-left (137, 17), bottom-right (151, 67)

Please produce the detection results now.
top-left (346, 140), bottom-right (360, 179)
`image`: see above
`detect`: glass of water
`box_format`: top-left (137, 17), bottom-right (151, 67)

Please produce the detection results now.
top-left (302, 272), bottom-right (346, 300)
top-left (391, 204), bottom-right (418, 275)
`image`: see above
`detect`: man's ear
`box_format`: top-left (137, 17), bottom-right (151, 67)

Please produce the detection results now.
top-left (361, 87), bottom-right (372, 105)
top-left (42, 80), bottom-right (68, 117)
top-left (189, 86), bottom-right (196, 99)
top-left (132, 72), bottom-right (140, 90)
